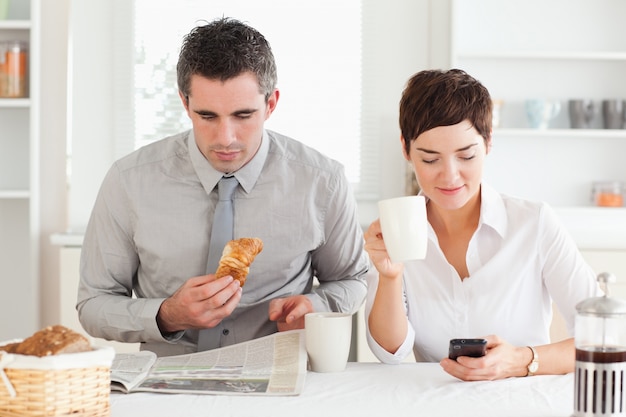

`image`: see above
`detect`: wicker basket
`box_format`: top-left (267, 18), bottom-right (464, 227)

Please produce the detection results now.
top-left (0, 345), bottom-right (115, 417)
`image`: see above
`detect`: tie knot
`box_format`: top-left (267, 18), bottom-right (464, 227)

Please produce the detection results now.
top-left (218, 176), bottom-right (239, 201)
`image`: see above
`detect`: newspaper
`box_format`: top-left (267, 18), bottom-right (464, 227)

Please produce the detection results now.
top-left (110, 329), bottom-right (307, 396)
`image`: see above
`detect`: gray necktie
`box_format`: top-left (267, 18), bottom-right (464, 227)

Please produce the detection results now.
top-left (198, 176), bottom-right (238, 351)
top-left (206, 176), bottom-right (239, 274)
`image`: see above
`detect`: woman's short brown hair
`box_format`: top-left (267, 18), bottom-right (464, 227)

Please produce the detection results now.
top-left (399, 69), bottom-right (492, 155)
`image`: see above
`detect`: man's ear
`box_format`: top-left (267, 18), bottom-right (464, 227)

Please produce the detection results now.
top-left (400, 135), bottom-right (411, 161)
top-left (264, 89), bottom-right (280, 120)
top-left (179, 90), bottom-right (189, 113)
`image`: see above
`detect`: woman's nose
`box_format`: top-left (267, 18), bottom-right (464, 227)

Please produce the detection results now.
top-left (441, 159), bottom-right (460, 182)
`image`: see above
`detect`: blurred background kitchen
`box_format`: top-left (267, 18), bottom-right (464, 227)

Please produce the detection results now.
top-left (1, 0), bottom-right (625, 358)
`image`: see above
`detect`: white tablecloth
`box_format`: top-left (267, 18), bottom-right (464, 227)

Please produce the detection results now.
top-left (110, 362), bottom-right (574, 417)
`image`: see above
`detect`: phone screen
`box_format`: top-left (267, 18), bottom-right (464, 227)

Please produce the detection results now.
top-left (448, 338), bottom-right (487, 360)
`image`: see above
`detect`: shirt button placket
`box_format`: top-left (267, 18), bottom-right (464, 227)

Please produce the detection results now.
top-left (220, 319), bottom-right (235, 345)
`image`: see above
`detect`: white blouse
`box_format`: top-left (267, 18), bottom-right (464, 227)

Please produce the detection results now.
top-left (365, 183), bottom-right (602, 363)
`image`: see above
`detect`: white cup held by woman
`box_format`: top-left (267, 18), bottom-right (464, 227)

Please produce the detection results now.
top-left (378, 195), bottom-right (427, 263)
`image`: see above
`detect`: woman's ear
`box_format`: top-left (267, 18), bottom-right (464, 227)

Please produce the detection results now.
top-left (400, 135), bottom-right (411, 161)
top-left (485, 135), bottom-right (493, 155)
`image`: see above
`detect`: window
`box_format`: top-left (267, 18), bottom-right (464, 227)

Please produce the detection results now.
top-left (69, 1), bottom-right (427, 231)
top-left (120, 0), bottom-right (374, 195)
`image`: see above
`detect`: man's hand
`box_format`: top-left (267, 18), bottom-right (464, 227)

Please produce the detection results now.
top-left (268, 295), bottom-right (314, 332)
top-left (156, 274), bottom-right (242, 334)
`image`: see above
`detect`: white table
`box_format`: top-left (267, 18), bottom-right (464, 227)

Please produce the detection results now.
top-left (110, 362), bottom-right (575, 417)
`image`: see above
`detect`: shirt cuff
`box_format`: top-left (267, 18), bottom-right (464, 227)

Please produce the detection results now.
top-left (366, 322), bottom-right (415, 364)
top-left (144, 298), bottom-right (184, 342)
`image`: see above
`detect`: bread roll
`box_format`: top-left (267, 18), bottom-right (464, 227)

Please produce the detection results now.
top-left (0, 325), bottom-right (92, 357)
top-left (215, 237), bottom-right (263, 287)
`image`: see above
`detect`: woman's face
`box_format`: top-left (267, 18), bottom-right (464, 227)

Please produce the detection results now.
top-left (404, 120), bottom-right (490, 212)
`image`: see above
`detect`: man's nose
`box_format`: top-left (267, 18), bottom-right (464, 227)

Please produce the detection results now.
top-left (215, 121), bottom-right (237, 146)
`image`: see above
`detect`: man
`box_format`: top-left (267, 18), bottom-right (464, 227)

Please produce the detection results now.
top-left (77, 17), bottom-right (368, 356)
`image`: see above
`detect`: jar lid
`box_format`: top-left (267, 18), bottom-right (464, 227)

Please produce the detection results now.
top-left (6, 41), bottom-right (28, 52)
top-left (592, 180), bottom-right (623, 192)
top-left (576, 272), bottom-right (626, 316)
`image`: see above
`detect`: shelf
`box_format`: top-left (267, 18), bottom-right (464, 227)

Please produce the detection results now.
top-left (0, 98), bottom-right (30, 107)
top-left (0, 190), bottom-right (30, 199)
top-left (50, 232), bottom-right (85, 247)
top-left (0, 20), bottom-right (30, 30)
top-left (554, 207), bottom-right (626, 250)
top-left (456, 51), bottom-right (626, 61)
top-left (494, 128), bottom-right (626, 139)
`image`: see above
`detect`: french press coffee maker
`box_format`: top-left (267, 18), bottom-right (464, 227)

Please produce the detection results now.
top-left (573, 272), bottom-right (626, 417)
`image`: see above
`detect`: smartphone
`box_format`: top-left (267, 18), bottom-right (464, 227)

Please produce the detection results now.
top-left (448, 338), bottom-right (487, 360)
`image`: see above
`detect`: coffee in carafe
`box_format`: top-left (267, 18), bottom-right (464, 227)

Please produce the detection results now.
top-left (573, 272), bottom-right (626, 417)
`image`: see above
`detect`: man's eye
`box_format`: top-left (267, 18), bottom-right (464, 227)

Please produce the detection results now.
top-left (236, 113), bottom-right (253, 119)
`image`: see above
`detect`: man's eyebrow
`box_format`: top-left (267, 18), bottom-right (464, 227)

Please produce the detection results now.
top-left (194, 109), bottom-right (217, 117)
top-left (193, 108), bottom-right (258, 117)
top-left (416, 143), bottom-right (479, 154)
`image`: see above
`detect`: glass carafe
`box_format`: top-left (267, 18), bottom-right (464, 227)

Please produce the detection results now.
top-left (574, 272), bottom-right (626, 416)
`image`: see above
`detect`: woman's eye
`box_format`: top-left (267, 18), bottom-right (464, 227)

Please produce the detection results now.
top-left (421, 159), bottom-right (437, 164)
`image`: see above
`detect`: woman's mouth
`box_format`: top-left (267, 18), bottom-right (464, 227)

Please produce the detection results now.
top-left (438, 186), bottom-right (464, 196)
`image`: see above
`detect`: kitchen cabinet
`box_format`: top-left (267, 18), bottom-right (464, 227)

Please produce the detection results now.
top-left (451, 0), bottom-right (626, 208)
top-left (0, 0), bottom-right (39, 340)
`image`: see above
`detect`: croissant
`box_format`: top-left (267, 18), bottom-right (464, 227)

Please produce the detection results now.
top-left (215, 237), bottom-right (263, 287)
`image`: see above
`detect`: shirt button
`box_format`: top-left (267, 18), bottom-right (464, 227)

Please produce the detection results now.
top-left (222, 329), bottom-right (230, 336)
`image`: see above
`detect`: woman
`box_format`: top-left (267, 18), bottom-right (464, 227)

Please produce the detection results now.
top-left (364, 69), bottom-right (602, 381)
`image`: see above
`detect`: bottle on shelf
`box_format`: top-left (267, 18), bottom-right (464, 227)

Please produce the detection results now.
top-left (0, 40), bottom-right (28, 98)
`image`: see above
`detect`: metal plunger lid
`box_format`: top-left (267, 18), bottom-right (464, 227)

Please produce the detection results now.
top-left (576, 272), bottom-right (626, 317)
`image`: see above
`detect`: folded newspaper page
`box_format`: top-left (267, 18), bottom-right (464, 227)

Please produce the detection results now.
top-left (111, 329), bottom-right (306, 396)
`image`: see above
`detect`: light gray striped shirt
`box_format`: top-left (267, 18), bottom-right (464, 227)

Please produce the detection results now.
top-left (77, 129), bottom-right (368, 356)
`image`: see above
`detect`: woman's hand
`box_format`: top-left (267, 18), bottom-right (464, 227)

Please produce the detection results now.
top-left (439, 335), bottom-right (533, 381)
top-left (363, 219), bottom-right (404, 280)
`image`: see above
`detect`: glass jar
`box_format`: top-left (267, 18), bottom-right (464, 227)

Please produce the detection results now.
top-left (0, 41), bottom-right (28, 98)
top-left (592, 181), bottom-right (624, 207)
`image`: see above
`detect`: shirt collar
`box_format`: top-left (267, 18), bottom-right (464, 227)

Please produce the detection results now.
top-left (479, 182), bottom-right (508, 238)
top-left (418, 182), bottom-right (508, 239)
top-left (188, 129), bottom-right (270, 195)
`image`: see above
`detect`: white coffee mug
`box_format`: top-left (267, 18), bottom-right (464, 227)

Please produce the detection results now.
top-left (305, 312), bottom-right (352, 373)
top-left (378, 195), bottom-right (427, 263)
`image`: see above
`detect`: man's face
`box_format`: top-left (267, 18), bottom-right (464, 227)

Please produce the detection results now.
top-left (180, 72), bottom-right (278, 173)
